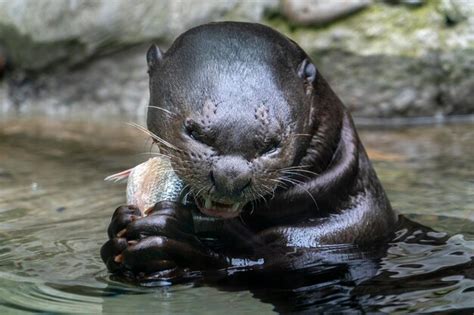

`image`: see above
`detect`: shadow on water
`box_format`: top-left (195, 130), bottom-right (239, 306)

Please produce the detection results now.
top-left (0, 118), bottom-right (473, 314)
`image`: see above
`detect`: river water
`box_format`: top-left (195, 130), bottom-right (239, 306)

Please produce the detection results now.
top-left (0, 118), bottom-right (473, 313)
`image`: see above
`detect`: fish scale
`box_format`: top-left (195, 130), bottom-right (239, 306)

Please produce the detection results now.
top-left (106, 157), bottom-right (185, 214)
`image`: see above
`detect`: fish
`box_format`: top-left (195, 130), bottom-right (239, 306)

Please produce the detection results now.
top-left (105, 157), bottom-right (185, 215)
top-left (105, 157), bottom-right (225, 235)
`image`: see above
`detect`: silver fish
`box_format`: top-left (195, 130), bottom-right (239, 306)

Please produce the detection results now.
top-left (105, 157), bottom-right (185, 214)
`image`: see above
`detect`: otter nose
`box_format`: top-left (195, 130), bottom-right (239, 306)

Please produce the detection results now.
top-left (210, 156), bottom-right (251, 197)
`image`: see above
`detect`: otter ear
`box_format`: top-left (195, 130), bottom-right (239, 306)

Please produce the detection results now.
top-left (297, 59), bottom-right (317, 84)
top-left (146, 44), bottom-right (163, 72)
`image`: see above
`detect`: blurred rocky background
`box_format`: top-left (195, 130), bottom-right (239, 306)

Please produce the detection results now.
top-left (0, 0), bottom-right (473, 122)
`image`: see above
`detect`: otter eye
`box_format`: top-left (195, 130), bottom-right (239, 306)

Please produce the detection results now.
top-left (187, 128), bottom-right (200, 140)
top-left (261, 140), bottom-right (281, 156)
top-left (184, 119), bottom-right (207, 144)
top-left (184, 124), bottom-right (200, 140)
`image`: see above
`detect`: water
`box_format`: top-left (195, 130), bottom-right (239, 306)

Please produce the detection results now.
top-left (0, 118), bottom-right (473, 314)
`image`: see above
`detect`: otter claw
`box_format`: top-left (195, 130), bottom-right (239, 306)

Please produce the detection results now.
top-left (114, 254), bottom-right (124, 263)
top-left (117, 228), bottom-right (127, 238)
top-left (144, 206), bottom-right (154, 216)
top-left (130, 215), bottom-right (140, 221)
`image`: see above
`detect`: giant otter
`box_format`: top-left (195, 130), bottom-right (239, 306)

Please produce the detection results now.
top-left (101, 22), bottom-right (397, 278)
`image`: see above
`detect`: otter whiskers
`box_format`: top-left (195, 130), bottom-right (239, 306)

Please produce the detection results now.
top-left (147, 105), bottom-right (179, 117)
top-left (128, 122), bottom-right (180, 151)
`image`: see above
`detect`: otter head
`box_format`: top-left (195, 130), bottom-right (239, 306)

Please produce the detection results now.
top-left (146, 23), bottom-right (317, 219)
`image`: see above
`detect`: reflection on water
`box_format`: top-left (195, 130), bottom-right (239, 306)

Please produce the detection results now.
top-left (0, 119), bottom-right (473, 313)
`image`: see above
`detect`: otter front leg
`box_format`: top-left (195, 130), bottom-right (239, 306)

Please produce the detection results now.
top-left (101, 201), bottom-right (229, 277)
top-left (258, 204), bottom-right (396, 247)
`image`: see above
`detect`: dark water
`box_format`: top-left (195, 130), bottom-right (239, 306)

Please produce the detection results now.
top-left (0, 120), bottom-right (473, 314)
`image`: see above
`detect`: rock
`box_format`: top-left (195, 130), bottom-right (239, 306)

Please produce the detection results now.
top-left (0, 0), bottom-right (278, 70)
top-left (438, 42), bottom-right (474, 115)
top-left (383, 0), bottom-right (425, 7)
top-left (273, 1), bottom-right (474, 117)
top-left (281, 0), bottom-right (372, 26)
top-left (312, 50), bottom-right (442, 117)
top-left (1, 45), bottom-right (150, 121)
top-left (0, 45), bottom-right (6, 78)
top-left (437, 0), bottom-right (474, 114)
top-left (1, 1), bottom-right (473, 119)
top-left (439, 0), bottom-right (474, 25)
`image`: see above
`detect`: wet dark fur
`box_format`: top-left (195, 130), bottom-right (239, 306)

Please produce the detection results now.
top-left (101, 22), bottom-right (398, 278)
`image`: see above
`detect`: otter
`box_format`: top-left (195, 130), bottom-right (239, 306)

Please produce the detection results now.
top-left (101, 22), bottom-right (397, 278)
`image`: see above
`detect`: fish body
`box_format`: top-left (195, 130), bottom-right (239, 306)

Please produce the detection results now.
top-left (105, 157), bottom-right (185, 214)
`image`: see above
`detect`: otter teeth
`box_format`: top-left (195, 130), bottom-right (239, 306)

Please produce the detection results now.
top-left (202, 197), bottom-right (241, 213)
top-left (205, 197), bottom-right (212, 208)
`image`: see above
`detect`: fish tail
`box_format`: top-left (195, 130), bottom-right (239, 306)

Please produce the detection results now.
top-left (104, 169), bottom-right (132, 182)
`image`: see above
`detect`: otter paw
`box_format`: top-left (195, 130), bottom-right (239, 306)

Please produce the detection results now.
top-left (107, 205), bottom-right (142, 239)
top-left (102, 201), bottom-right (228, 276)
top-left (100, 237), bottom-right (128, 272)
top-left (123, 201), bottom-right (196, 243)
top-left (118, 236), bottom-right (227, 274)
